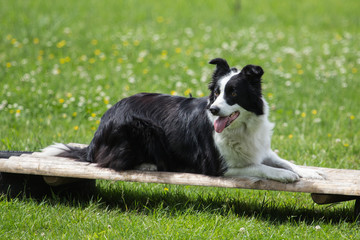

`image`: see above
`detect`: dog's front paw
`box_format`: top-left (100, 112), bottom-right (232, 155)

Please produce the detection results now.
top-left (294, 167), bottom-right (325, 180)
top-left (270, 170), bottom-right (300, 183)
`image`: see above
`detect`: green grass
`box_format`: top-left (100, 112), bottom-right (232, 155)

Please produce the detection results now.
top-left (1, 0), bottom-right (360, 238)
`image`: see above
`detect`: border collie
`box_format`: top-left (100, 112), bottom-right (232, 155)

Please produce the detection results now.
top-left (42, 58), bottom-right (323, 183)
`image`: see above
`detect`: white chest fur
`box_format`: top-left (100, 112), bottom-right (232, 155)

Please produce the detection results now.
top-left (213, 111), bottom-right (274, 168)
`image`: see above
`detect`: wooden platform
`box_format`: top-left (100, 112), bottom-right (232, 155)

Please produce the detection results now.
top-left (0, 144), bottom-right (359, 216)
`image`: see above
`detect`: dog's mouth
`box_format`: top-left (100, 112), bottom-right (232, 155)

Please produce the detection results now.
top-left (214, 111), bottom-right (240, 133)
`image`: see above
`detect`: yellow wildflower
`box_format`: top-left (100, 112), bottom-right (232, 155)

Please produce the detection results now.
top-left (184, 88), bottom-right (191, 96)
top-left (94, 49), bottom-right (101, 56)
top-left (56, 40), bottom-right (66, 48)
top-left (156, 16), bottom-right (164, 23)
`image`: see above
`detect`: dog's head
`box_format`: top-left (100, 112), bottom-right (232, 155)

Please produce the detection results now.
top-left (207, 58), bottom-right (264, 133)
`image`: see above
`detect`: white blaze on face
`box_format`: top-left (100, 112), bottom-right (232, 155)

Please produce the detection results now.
top-left (210, 71), bottom-right (241, 133)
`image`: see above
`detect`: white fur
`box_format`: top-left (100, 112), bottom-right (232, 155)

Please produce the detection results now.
top-left (208, 74), bottom-right (324, 183)
top-left (40, 143), bottom-right (70, 156)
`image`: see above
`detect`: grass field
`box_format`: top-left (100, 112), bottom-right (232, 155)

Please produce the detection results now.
top-left (1, 0), bottom-right (360, 238)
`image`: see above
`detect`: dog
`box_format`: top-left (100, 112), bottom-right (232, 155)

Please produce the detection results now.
top-left (42, 58), bottom-right (323, 183)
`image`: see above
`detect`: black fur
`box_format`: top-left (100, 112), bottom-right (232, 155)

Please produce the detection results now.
top-left (56, 58), bottom-right (265, 177)
top-left (59, 93), bottom-right (226, 176)
top-left (223, 65), bottom-right (264, 115)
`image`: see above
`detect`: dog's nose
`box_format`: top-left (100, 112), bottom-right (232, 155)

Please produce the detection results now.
top-left (209, 106), bottom-right (220, 115)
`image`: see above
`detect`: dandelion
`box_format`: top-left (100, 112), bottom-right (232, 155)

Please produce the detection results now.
top-left (352, 68), bottom-right (358, 74)
top-left (117, 58), bottom-right (124, 64)
top-left (327, 133), bottom-right (332, 137)
top-left (91, 39), bottom-right (98, 45)
top-left (161, 50), bottom-right (168, 59)
top-left (91, 113), bottom-right (97, 118)
top-left (6, 62), bottom-right (12, 68)
top-left (185, 49), bottom-right (192, 56)
top-left (124, 85), bottom-right (130, 91)
top-left (311, 109), bottom-right (317, 115)
top-left (196, 90), bottom-right (204, 97)
top-left (15, 109), bottom-right (21, 117)
top-left (288, 134), bottom-right (293, 139)
top-left (56, 40), bottom-right (66, 48)
top-left (343, 143), bottom-right (349, 147)
top-left (94, 49), bottom-right (101, 56)
top-left (164, 187), bottom-right (169, 192)
top-left (267, 93), bottom-right (273, 99)
top-left (170, 90), bottom-right (177, 95)
top-left (89, 58), bottom-right (96, 64)
top-left (11, 38), bottom-right (17, 45)
top-left (156, 16), bottom-right (164, 23)
top-left (301, 112), bottom-right (306, 118)
top-left (297, 69), bottom-right (304, 75)
top-left (350, 115), bottom-right (355, 120)
top-left (74, 126), bottom-right (79, 131)
top-left (96, 120), bottom-right (100, 125)
top-left (72, 112), bottom-right (77, 117)
top-left (296, 63), bottom-right (302, 69)
top-left (184, 88), bottom-right (191, 96)
top-left (175, 47), bottom-right (182, 54)
top-left (33, 38), bottom-right (39, 44)
top-left (62, 113), bottom-right (67, 118)
top-left (104, 98), bottom-right (109, 105)
top-left (143, 68), bottom-right (149, 74)
top-left (122, 40), bottom-right (129, 47)
top-left (335, 34), bottom-right (342, 41)
top-left (133, 40), bottom-right (140, 46)
top-left (58, 98), bottom-right (65, 104)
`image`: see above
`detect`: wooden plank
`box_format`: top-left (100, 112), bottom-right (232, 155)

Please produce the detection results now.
top-left (0, 152), bottom-right (360, 197)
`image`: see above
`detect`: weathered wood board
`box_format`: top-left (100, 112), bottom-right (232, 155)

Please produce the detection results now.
top-left (0, 151), bottom-right (359, 198)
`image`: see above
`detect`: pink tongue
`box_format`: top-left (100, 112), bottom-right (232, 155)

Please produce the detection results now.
top-left (214, 117), bottom-right (229, 133)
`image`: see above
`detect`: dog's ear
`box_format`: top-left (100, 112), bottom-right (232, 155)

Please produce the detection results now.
top-left (241, 65), bottom-right (264, 79)
top-left (209, 58), bottom-right (231, 79)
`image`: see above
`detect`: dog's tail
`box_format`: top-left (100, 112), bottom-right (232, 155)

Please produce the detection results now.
top-left (40, 143), bottom-right (89, 162)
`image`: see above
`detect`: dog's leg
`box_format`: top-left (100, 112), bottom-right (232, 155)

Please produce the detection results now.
top-left (225, 164), bottom-right (300, 183)
top-left (263, 151), bottom-right (325, 180)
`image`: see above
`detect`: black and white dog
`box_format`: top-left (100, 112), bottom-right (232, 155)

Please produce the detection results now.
top-left (42, 58), bottom-right (323, 182)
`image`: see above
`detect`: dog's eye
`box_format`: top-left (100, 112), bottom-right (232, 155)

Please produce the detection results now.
top-left (214, 89), bottom-right (220, 97)
top-left (232, 91), bottom-right (237, 97)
